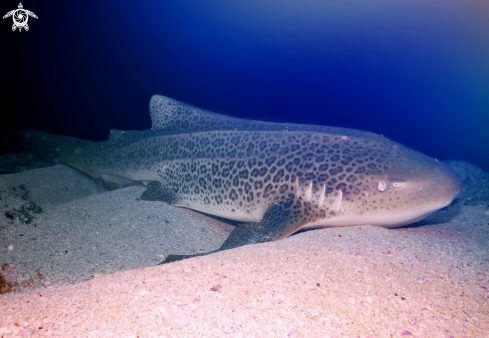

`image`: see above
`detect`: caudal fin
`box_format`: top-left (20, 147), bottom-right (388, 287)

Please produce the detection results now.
top-left (6, 131), bottom-right (87, 165)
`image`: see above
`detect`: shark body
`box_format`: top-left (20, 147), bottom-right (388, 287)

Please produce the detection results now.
top-left (6, 95), bottom-right (462, 263)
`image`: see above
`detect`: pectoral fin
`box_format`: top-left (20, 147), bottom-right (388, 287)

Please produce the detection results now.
top-left (159, 199), bottom-right (309, 264)
top-left (140, 181), bottom-right (179, 204)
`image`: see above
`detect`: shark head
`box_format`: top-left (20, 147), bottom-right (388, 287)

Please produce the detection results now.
top-left (371, 145), bottom-right (461, 227)
top-left (317, 138), bottom-right (462, 228)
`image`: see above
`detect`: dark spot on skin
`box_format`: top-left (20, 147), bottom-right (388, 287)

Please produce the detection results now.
top-left (229, 189), bottom-right (238, 201)
top-left (279, 146), bottom-right (289, 156)
top-left (285, 162), bottom-right (293, 172)
top-left (212, 163), bottom-right (219, 176)
top-left (329, 166), bottom-right (343, 176)
top-left (215, 195), bottom-right (223, 204)
top-left (318, 164), bottom-right (329, 171)
top-left (248, 158), bottom-right (257, 168)
top-left (212, 178), bottom-right (222, 189)
top-left (355, 166), bottom-right (366, 174)
top-left (270, 143), bottom-right (280, 152)
top-left (239, 169), bottom-right (249, 179)
top-left (273, 169), bottom-right (284, 183)
top-left (244, 182), bottom-right (252, 194)
top-left (254, 180), bottom-right (263, 190)
top-left (263, 184), bottom-right (273, 198)
top-left (246, 191), bottom-right (254, 202)
top-left (265, 156), bottom-right (277, 166)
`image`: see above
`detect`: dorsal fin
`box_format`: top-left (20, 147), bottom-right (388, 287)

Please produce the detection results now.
top-left (150, 95), bottom-right (250, 132)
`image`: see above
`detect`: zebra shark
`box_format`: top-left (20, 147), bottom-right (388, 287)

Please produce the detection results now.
top-left (5, 95), bottom-right (461, 263)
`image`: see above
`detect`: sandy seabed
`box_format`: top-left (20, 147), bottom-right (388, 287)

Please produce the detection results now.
top-left (1, 224), bottom-right (488, 338)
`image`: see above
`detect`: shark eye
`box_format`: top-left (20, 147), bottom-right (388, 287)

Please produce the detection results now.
top-left (392, 182), bottom-right (403, 188)
top-left (377, 181), bottom-right (387, 192)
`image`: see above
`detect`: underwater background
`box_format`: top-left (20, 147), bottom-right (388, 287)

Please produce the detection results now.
top-left (1, 0), bottom-right (488, 171)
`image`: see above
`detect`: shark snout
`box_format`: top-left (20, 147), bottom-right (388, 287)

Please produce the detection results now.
top-left (433, 162), bottom-right (462, 207)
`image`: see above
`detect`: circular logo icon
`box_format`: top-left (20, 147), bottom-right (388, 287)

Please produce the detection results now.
top-left (13, 9), bottom-right (27, 27)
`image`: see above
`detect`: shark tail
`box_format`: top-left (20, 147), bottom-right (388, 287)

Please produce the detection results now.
top-left (6, 131), bottom-right (91, 166)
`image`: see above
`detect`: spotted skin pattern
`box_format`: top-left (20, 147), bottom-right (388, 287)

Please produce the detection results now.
top-left (6, 95), bottom-right (461, 264)
top-left (137, 128), bottom-right (390, 222)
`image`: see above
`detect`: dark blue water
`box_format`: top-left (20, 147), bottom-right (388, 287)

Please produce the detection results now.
top-left (1, 0), bottom-right (488, 171)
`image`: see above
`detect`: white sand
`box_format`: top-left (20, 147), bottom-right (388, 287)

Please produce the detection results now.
top-left (1, 224), bottom-right (488, 337)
